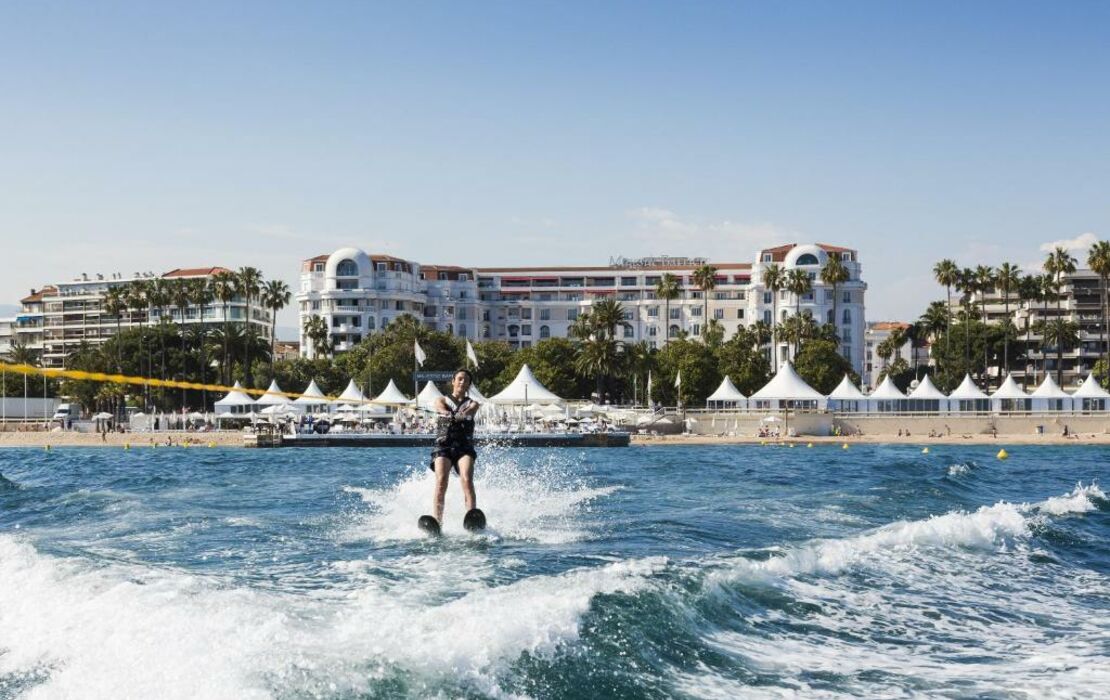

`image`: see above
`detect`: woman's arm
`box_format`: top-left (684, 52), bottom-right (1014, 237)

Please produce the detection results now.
top-left (434, 396), bottom-right (452, 416)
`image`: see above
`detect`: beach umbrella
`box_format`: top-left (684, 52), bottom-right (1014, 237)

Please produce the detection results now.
top-left (94, 412), bottom-right (113, 419)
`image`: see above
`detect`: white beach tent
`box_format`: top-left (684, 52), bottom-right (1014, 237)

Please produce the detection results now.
top-left (867, 376), bottom-right (906, 413)
top-left (214, 381), bottom-right (256, 415)
top-left (1071, 373), bottom-right (1110, 412)
top-left (467, 382), bottom-right (489, 404)
top-left (827, 374), bottom-right (866, 412)
top-left (906, 374), bottom-right (948, 413)
top-left (748, 362), bottom-right (826, 410)
top-left (990, 375), bottom-right (1031, 413)
top-left (293, 379), bottom-right (330, 414)
top-left (255, 379), bottom-right (293, 408)
top-left (416, 380), bottom-right (445, 410)
top-left (371, 379), bottom-right (412, 406)
top-left (948, 374), bottom-right (990, 413)
top-left (706, 376), bottom-right (747, 409)
top-left (334, 380), bottom-right (367, 406)
top-left (1030, 374), bottom-right (1073, 412)
top-left (489, 364), bottom-right (563, 404)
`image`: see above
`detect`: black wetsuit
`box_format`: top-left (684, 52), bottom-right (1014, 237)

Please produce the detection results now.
top-left (429, 396), bottom-right (477, 472)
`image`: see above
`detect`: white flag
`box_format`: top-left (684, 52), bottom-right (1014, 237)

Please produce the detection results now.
top-left (466, 339), bottom-right (479, 368)
top-left (674, 370), bottom-right (682, 389)
top-left (414, 340), bottom-right (427, 368)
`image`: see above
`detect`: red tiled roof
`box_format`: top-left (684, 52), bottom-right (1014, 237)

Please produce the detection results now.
top-left (476, 262), bottom-right (753, 273)
top-left (870, 321), bottom-right (911, 331)
top-left (758, 243), bottom-right (856, 262)
top-left (162, 267), bottom-right (233, 278)
top-left (20, 286), bottom-right (57, 303)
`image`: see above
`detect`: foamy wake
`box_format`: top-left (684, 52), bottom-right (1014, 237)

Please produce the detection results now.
top-left (341, 454), bottom-right (618, 544)
top-left (0, 533), bottom-right (665, 699)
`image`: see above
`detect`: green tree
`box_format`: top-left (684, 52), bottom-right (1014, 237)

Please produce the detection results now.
top-left (933, 259), bottom-right (959, 371)
top-left (652, 337), bottom-right (719, 406)
top-left (761, 263), bottom-right (785, 368)
top-left (717, 327), bottom-right (772, 395)
top-left (303, 315), bottom-right (330, 360)
top-left (1045, 247), bottom-right (1077, 385)
top-left (494, 337), bottom-right (591, 400)
top-left (794, 338), bottom-right (858, 395)
top-left (237, 266), bottom-right (264, 387)
top-left (821, 256), bottom-right (850, 334)
top-left (654, 273), bottom-right (681, 344)
top-left (211, 271), bottom-right (237, 384)
top-left (1087, 240), bottom-right (1110, 372)
top-left (995, 262), bottom-right (1021, 378)
top-left (692, 264), bottom-right (718, 337)
top-left (261, 279), bottom-right (292, 381)
top-left (1036, 317), bottom-right (1080, 386)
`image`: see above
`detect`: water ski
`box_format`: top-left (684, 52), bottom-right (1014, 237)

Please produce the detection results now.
top-left (418, 515), bottom-right (441, 537)
top-left (463, 508), bottom-right (487, 532)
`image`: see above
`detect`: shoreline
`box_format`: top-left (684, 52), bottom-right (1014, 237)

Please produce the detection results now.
top-left (0, 430), bottom-right (1107, 448)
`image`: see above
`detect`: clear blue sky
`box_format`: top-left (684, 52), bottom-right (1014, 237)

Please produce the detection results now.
top-left (2, 1), bottom-right (1108, 335)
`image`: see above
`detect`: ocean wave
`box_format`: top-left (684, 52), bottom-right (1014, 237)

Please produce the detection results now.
top-left (0, 533), bottom-right (664, 699)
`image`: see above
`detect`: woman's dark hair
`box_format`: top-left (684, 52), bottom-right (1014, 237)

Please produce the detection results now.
top-left (453, 368), bottom-right (474, 383)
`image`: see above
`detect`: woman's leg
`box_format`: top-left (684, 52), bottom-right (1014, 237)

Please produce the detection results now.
top-left (433, 457), bottom-right (452, 522)
top-left (456, 455), bottom-right (477, 511)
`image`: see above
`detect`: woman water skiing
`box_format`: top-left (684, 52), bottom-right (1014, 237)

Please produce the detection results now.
top-left (426, 368), bottom-right (483, 531)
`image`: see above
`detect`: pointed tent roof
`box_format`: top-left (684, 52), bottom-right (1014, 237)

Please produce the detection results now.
top-left (828, 374), bottom-right (866, 400)
top-left (908, 374), bottom-right (947, 400)
top-left (990, 375), bottom-right (1030, 400)
top-left (214, 381), bottom-right (256, 406)
top-left (371, 379), bottom-right (412, 405)
top-left (706, 376), bottom-right (747, 402)
top-left (417, 380), bottom-right (445, 409)
top-left (467, 382), bottom-right (488, 404)
top-left (293, 379), bottom-right (329, 406)
top-left (489, 364), bottom-right (563, 404)
top-left (1072, 373), bottom-right (1110, 398)
top-left (255, 379), bottom-right (293, 406)
top-left (1031, 374), bottom-right (1071, 399)
top-left (334, 379), bottom-right (367, 405)
top-left (948, 374), bottom-right (988, 400)
top-left (868, 376), bottom-right (906, 399)
top-left (749, 362), bottom-right (825, 401)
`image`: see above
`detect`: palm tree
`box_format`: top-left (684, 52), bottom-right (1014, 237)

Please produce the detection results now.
top-left (654, 273), bottom-right (681, 345)
top-left (820, 256), bottom-right (850, 332)
top-left (170, 279), bottom-right (194, 409)
top-left (973, 265), bottom-right (995, 388)
top-left (1017, 274), bottom-right (1042, 388)
top-left (261, 279), bottom-right (292, 380)
top-left (1036, 318), bottom-right (1080, 385)
top-left (622, 340), bottom-right (654, 406)
top-left (589, 298), bottom-right (626, 340)
top-left (1046, 247), bottom-right (1077, 384)
top-left (933, 259), bottom-right (960, 368)
top-left (102, 286), bottom-right (126, 375)
top-left (691, 264), bottom-right (718, 337)
top-left (995, 262), bottom-right (1022, 378)
top-left (304, 314), bottom-right (330, 359)
top-left (125, 279), bottom-right (151, 406)
top-left (761, 263), bottom-right (785, 368)
top-left (193, 278), bottom-right (215, 408)
top-left (1087, 240), bottom-right (1110, 373)
top-left (237, 267), bottom-right (264, 387)
top-left (786, 268), bottom-right (812, 359)
top-left (211, 271), bottom-right (236, 384)
top-left (955, 267), bottom-right (976, 370)
top-left (574, 335), bottom-right (621, 402)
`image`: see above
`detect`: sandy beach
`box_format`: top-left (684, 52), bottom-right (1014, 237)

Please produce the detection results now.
top-left (0, 430), bottom-right (245, 449)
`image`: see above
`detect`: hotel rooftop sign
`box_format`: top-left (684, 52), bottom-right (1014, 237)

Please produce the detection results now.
top-left (607, 255), bottom-right (708, 270)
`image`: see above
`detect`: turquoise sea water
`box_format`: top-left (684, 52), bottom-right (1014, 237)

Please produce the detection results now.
top-left (0, 444), bottom-right (1107, 698)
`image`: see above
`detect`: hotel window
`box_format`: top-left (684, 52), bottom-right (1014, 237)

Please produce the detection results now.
top-left (691, 306), bottom-right (702, 317)
top-left (482, 325), bottom-right (491, 338)
top-left (522, 308), bottom-right (532, 320)
top-left (367, 317), bottom-right (375, 330)
top-left (376, 262), bottom-right (387, 271)
top-left (482, 310), bottom-right (491, 321)
top-left (623, 324), bottom-right (634, 338)
top-left (692, 323), bottom-right (700, 336)
top-left (458, 324), bottom-right (467, 337)
top-left (737, 309), bottom-right (745, 319)
top-left (763, 292), bottom-right (772, 304)
top-left (647, 306), bottom-right (659, 317)
top-left (568, 309), bottom-right (579, 321)
top-left (670, 308), bottom-right (680, 320)
top-left (843, 291), bottom-right (851, 304)
top-left (827, 310), bottom-right (834, 324)
top-left (621, 276), bottom-right (638, 286)
top-left (539, 325), bottom-right (550, 339)
top-left (508, 325), bottom-right (519, 338)
top-left (396, 300), bottom-right (404, 311)
top-left (763, 310), bottom-right (771, 324)
top-left (714, 308), bottom-right (724, 320)
top-left (539, 308), bottom-right (550, 321)
top-left (648, 326), bottom-right (657, 337)
top-left (459, 273), bottom-right (469, 281)
top-left (351, 316), bottom-right (361, 327)
top-left (336, 259), bottom-right (358, 276)
top-left (843, 308), bottom-right (851, 324)
top-left (762, 253), bottom-right (772, 262)
top-left (521, 324), bottom-right (532, 336)
top-left (669, 324), bottom-right (680, 338)
top-left (841, 252), bottom-right (852, 261)
top-left (332, 316), bottom-right (341, 328)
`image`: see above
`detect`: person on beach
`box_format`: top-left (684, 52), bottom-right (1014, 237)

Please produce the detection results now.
top-left (429, 369), bottom-right (481, 525)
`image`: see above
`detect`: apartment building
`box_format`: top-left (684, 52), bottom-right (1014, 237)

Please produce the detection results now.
top-left (298, 243), bottom-right (868, 373)
top-left (0, 268), bottom-right (271, 368)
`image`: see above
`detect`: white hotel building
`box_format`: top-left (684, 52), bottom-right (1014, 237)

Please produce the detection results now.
top-left (297, 243), bottom-right (867, 373)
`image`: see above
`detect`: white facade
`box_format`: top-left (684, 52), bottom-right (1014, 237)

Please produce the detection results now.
top-left (298, 243), bottom-right (869, 373)
top-left (4, 268), bottom-right (272, 368)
